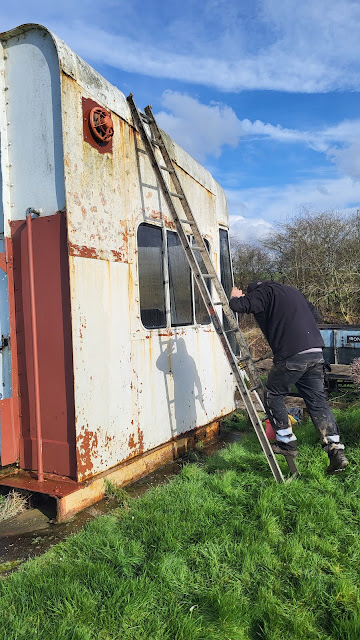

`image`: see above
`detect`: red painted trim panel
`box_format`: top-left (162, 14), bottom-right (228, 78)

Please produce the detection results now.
top-left (11, 212), bottom-right (77, 478)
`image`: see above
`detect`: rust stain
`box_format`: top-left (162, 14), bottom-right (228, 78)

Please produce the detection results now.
top-left (68, 243), bottom-right (99, 259)
top-left (69, 238), bottom-right (128, 263)
top-left (110, 248), bottom-right (126, 261)
top-left (105, 433), bottom-right (116, 448)
top-left (81, 206), bottom-right (86, 217)
top-left (100, 192), bottom-right (107, 206)
top-left (0, 253), bottom-right (7, 273)
top-left (64, 154), bottom-right (71, 168)
top-left (149, 210), bottom-right (176, 229)
top-left (146, 192), bottom-right (152, 199)
top-left (90, 206), bottom-right (97, 212)
top-left (73, 192), bottom-right (81, 206)
top-left (128, 426), bottom-right (144, 455)
top-left (76, 428), bottom-right (98, 479)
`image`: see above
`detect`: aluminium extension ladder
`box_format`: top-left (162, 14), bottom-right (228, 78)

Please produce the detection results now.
top-left (127, 93), bottom-right (299, 482)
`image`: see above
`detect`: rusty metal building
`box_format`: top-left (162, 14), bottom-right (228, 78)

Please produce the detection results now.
top-left (0, 24), bottom-right (236, 519)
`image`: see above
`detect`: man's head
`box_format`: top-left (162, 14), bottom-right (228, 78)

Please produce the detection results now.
top-left (247, 281), bottom-right (262, 294)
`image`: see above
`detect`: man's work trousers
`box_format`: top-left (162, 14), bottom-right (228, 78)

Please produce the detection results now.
top-left (264, 352), bottom-right (344, 453)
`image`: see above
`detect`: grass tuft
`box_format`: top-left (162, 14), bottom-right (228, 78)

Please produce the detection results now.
top-left (1, 407), bottom-right (360, 639)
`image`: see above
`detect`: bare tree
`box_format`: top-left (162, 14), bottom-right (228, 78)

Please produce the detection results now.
top-left (230, 239), bottom-right (277, 289)
top-left (261, 209), bottom-right (360, 323)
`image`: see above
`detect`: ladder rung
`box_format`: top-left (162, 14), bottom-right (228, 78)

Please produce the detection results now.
top-left (151, 139), bottom-right (163, 147)
top-left (225, 328), bottom-right (239, 333)
top-left (160, 165), bottom-right (174, 173)
top-left (200, 273), bottom-right (216, 279)
top-left (140, 113), bottom-right (154, 124)
top-left (213, 302), bottom-right (223, 306)
top-left (249, 384), bottom-right (262, 393)
top-left (179, 218), bottom-right (195, 225)
top-left (170, 192), bottom-right (184, 199)
top-left (238, 355), bottom-right (251, 363)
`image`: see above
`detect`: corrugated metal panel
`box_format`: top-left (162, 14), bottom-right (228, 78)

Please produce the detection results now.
top-left (320, 327), bottom-right (360, 365)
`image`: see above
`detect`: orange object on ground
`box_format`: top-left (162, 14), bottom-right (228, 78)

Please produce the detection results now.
top-left (265, 419), bottom-right (276, 441)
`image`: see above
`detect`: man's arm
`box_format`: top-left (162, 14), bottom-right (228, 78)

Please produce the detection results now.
top-left (229, 286), bottom-right (267, 314)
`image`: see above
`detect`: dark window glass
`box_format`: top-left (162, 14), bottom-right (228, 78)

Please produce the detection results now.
top-left (193, 239), bottom-right (211, 325)
top-left (167, 231), bottom-right (193, 326)
top-left (219, 229), bottom-right (237, 352)
top-left (219, 229), bottom-right (233, 298)
top-left (137, 224), bottom-right (166, 329)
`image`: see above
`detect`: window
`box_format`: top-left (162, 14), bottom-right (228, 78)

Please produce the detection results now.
top-left (137, 223), bottom-right (213, 329)
top-left (219, 228), bottom-right (237, 353)
top-left (167, 231), bottom-right (193, 326)
top-left (137, 224), bottom-right (166, 329)
top-left (219, 229), bottom-right (233, 299)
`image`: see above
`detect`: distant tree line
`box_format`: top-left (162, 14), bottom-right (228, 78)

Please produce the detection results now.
top-left (231, 209), bottom-right (360, 324)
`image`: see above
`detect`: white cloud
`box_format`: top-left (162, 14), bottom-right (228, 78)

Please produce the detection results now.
top-left (227, 176), bottom-right (360, 240)
top-left (156, 92), bottom-right (244, 162)
top-left (155, 92), bottom-right (360, 239)
top-left (57, 17), bottom-right (360, 93)
top-left (229, 216), bottom-right (274, 242)
top-left (2, 0), bottom-right (359, 93)
top-left (327, 143), bottom-right (360, 182)
top-left (156, 92), bottom-right (360, 182)
top-left (156, 91), bottom-right (312, 162)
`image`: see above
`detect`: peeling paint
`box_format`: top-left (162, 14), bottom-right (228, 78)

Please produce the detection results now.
top-left (68, 243), bottom-right (99, 260)
top-left (76, 428), bottom-right (98, 478)
top-left (128, 426), bottom-right (144, 455)
top-left (149, 210), bottom-right (176, 230)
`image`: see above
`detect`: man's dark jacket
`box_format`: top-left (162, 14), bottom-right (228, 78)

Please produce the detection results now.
top-left (229, 281), bottom-right (324, 362)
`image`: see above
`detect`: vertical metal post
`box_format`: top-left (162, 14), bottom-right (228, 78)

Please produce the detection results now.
top-left (26, 208), bottom-right (43, 482)
top-left (334, 329), bottom-right (338, 365)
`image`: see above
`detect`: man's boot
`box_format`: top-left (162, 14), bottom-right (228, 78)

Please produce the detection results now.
top-left (271, 441), bottom-right (298, 457)
top-left (327, 449), bottom-right (349, 474)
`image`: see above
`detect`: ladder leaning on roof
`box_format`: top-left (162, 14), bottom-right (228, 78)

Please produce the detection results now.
top-left (127, 93), bottom-right (299, 483)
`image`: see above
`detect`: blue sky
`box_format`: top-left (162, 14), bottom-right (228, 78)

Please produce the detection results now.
top-left (2, 0), bottom-right (360, 240)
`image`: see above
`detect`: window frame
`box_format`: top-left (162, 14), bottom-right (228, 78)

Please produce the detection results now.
top-left (219, 227), bottom-right (237, 352)
top-left (137, 222), bottom-right (167, 330)
top-left (137, 222), bottom-right (214, 330)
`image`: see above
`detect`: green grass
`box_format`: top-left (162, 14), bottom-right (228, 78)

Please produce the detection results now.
top-left (1, 406), bottom-right (360, 640)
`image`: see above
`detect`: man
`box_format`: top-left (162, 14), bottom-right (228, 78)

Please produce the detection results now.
top-left (229, 281), bottom-right (348, 474)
